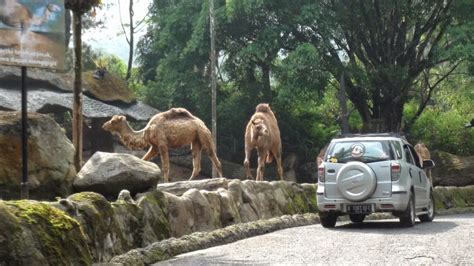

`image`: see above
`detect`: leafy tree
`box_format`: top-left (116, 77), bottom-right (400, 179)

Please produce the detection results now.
top-left (136, 0), bottom-right (473, 166)
top-left (290, 0), bottom-right (470, 132)
top-left (137, 0), bottom-right (211, 115)
top-left (406, 63), bottom-right (474, 155)
top-left (117, 0), bottom-right (150, 80)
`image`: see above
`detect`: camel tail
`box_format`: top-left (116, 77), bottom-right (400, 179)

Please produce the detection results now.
top-left (256, 103), bottom-right (272, 113)
top-left (198, 126), bottom-right (217, 153)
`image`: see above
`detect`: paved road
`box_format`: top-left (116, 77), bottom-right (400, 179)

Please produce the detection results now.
top-left (155, 213), bottom-right (474, 265)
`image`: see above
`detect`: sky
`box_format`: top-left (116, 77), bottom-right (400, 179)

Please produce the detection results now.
top-left (83, 0), bottom-right (151, 63)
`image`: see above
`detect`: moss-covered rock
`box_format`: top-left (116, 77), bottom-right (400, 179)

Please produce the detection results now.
top-left (112, 200), bottom-right (142, 250)
top-left (0, 200), bottom-right (92, 265)
top-left (433, 186), bottom-right (474, 210)
top-left (136, 190), bottom-right (171, 245)
top-left (83, 71), bottom-right (135, 104)
top-left (301, 183), bottom-right (318, 213)
top-left (67, 192), bottom-right (127, 262)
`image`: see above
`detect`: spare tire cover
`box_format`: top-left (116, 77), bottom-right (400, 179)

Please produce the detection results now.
top-left (336, 161), bottom-right (376, 202)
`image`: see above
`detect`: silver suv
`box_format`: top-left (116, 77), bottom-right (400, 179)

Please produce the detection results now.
top-left (317, 133), bottom-right (435, 228)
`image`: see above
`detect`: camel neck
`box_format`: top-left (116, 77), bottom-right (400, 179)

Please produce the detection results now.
top-left (119, 121), bottom-right (143, 137)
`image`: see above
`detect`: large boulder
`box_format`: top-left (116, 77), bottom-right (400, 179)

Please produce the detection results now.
top-left (74, 152), bottom-right (161, 198)
top-left (0, 111), bottom-right (76, 200)
top-left (432, 151), bottom-right (474, 186)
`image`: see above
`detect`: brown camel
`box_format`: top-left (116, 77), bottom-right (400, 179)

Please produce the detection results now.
top-left (102, 108), bottom-right (223, 183)
top-left (0, 1), bottom-right (62, 34)
top-left (244, 103), bottom-right (283, 181)
top-left (414, 142), bottom-right (432, 182)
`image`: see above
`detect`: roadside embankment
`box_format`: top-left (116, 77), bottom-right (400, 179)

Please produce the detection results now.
top-left (0, 180), bottom-right (473, 265)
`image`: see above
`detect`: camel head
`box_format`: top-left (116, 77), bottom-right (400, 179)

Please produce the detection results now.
top-left (102, 115), bottom-right (127, 133)
top-left (251, 118), bottom-right (269, 140)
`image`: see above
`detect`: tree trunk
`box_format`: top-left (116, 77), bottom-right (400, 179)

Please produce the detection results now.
top-left (65, 10), bottom-right (71, 47)
top-left (376, 98), bottom-right (404, 133)
top-left (355, 83), bottom-right (404, 133)
top-left (261, 64), bottom-right (272, 102)
top-left (209, 0), bottom-right (217, 178)
top-left (72, 11), bottom-right (83, 171)
top-left (338, 73), bottom-right (350, 134)
top-left (126, 0), bottom-right (134, 81)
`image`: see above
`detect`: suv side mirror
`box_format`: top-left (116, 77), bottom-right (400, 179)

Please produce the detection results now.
top-left (423, 159), bottom-right (435, 169)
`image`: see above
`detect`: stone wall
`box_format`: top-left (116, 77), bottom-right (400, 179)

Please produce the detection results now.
top-left (0, 179), bottom-right (317, 264)
top-left (0, 181), bottom-right (473, 264)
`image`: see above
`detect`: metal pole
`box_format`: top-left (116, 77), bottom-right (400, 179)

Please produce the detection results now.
top-left (209, 0), bottom-right (217, 178)
top-left (20, 66), bottom-right (29, 199)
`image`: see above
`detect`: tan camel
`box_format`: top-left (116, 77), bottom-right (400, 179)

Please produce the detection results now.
top-left (414, 142), bottom-right (432, 182)
top-left (0, 1), bottom-right (62, 34)
top-left (102, 108), bottom-right (223, 183)
top-left (316, 143), bottom-right (329, 167)
top-left (244, 103), bottom-right (283, 181)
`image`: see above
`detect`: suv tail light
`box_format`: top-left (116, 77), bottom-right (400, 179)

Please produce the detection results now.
top-left (318, 165), bottom-right (325, 182)
top-left (391, 163), bottom-right (401, 181)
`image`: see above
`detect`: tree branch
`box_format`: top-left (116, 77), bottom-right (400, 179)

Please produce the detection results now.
top-left (404, 60), bottom-right (462, 131)
top-left (118, 0), bottom-right (131, 45)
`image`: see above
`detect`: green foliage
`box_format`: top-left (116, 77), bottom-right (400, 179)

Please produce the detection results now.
top-left (134, 0), bottom-right (473, 166)
top-left (406, 67), bottom-right (474, 155)
top-left (65, 43), bottom-right (129, 78)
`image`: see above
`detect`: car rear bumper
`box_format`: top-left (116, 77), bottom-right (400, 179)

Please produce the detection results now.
top-left (317, 192), bottom-right (410, 213)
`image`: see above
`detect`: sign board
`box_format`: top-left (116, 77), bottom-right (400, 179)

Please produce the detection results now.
top-left (0, 0), bottom-right (66, 69)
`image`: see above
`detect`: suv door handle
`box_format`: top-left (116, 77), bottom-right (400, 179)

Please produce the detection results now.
top-left (409, 168), bottom-right (413, 178)
top-left (419, 172), bottom-right (422, 183)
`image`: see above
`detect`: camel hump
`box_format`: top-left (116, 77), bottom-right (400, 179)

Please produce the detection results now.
top-left (255, 103), bottom-right (272, 113)
top-left (163, 108), bottom-right (195, 120)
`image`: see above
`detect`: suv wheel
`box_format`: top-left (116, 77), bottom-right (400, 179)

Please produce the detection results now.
top-left (349, 214), bottom-right (366, 223)
top-left (400, 192), bottom-right (416, 227)
top-left (419, 193), bottom-right (435, 222)
top-left (320, 212), bottom-right (337, 228)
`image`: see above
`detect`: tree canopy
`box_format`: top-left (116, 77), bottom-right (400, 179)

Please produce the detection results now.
top-left (133, 0), bottom-right (473, 165)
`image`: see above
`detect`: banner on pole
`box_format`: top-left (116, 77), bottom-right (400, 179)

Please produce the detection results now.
top-left (0, 0), bottom-right (66, 70)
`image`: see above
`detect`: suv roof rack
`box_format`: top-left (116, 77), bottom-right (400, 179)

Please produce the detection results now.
top-left (335, 132), bottom-right (407, 140)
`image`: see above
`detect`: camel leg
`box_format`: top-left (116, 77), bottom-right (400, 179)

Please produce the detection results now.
top-left (256, 150), bottom-right (266, 181)
top-left (159, 145), bottom-right (170, 183)
top-left (427, 169), bottom-right (433, 185)
top-left (273, 149), bottom-right (284, 181)
top-left (243, 145), bottom-right (253, 179)
top-left (208, 148), bottom-right (223, 178)
top-left (142, 145), bottom-right (159, 161)
top-left (189, 141), bottom-right (202, 180)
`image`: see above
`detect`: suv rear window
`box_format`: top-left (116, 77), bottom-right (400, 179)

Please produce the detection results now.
top-left (326, 140), bottom-right (395, 163)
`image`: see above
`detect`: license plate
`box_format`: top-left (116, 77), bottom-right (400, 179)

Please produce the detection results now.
top-left (347, 204), bottom-right (372, 214)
